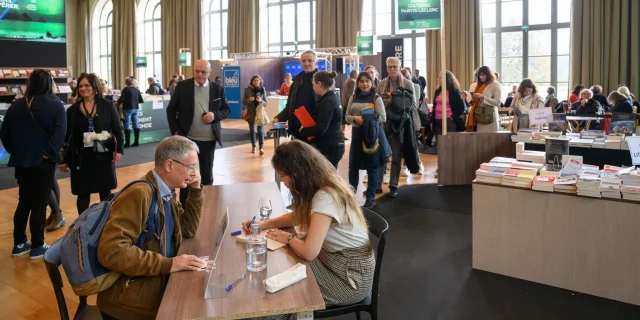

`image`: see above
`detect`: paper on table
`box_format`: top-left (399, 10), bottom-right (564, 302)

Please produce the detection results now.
top-left (152, 98), bottom-right (164, 110)
top-left (563, 159), bottom-right (583, 176)
top-left (235, 231), bottom-right (286, 251)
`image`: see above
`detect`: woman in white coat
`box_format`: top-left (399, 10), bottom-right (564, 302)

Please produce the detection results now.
top-left (466, 66), bottom-right (502, 132)
top-left (510, 78), bottom-right (546, 133)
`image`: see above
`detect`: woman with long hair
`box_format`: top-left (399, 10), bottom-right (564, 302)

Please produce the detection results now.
top-left (510, 79), bottom-right (546, 133)
top-left (276, 73), bottom-right (293, 95)
top-left (345, 72), bottom-right (388, 208)
top-left (466, 66), bottom-right (502, 132)
top-left (242, 140), bottom-right (374, 318)
top-left (0, 69), bottom-right (66, 258)
top-left (299, 71), bottom-right (345, 168)
top-left (431, 70), bottom-right (466, 135)
top-left (59, 73), bottom-right (124, 214)
top-left (608, 91), bottom-right (633, 113)
top-left (242, 75), bottom-right (269, 155)
top-left (569, 84), bottom-right (584, 105)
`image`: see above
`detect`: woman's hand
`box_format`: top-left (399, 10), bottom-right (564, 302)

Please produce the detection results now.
top-left (249, 97), bottom-right (255, 102)
top-left (353, 116), bottom-right (364, 125)
top-left (256, 96), bottom-right (262, 103)
top-left (266, 229), bottom-right (294, 244)
top-left (59, 164), bottom-right (69, 172)
top-left (113, 153), bottom-right (122, 162)
top-left (241, 219), bottom-right (265, 234)
top-left (472, 93), bottom-right (484, 100)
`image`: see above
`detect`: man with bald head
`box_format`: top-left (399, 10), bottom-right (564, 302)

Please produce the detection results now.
top-left (167, 59), bottom-right (230, 205)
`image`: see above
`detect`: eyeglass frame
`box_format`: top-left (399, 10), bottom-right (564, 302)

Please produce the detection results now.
top-left (171, 159), bottom-right (199, 171)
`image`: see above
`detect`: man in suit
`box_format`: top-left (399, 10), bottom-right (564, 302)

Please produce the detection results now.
top-left (166, 59), bottom-right (230, 205)
top-left (414, 69), bottom-right (427, 96)
top-left (341, 69), bottom-right (358, 133)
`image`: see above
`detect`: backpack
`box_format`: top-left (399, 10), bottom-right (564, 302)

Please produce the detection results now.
top-left (60, 180), bottom-right (159, 296)
top-left (155, 83), bottom-right (166, 95)
top-left (387, 87), bottom-right (415, 121)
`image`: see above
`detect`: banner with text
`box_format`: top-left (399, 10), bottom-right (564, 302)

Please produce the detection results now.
top-left (223, 65), bottom-right (242, 119)
top-left (357, 35), bottom-right (374, 55)
top-left (397, 0), bottom-right (442, 30)
top-left (381, 38), bottom-right (404, 79)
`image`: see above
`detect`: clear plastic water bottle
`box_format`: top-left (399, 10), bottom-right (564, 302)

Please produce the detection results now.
top-left (246, 224), bottom-right (267, 272)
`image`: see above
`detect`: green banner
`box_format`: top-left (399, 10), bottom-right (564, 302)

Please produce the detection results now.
top-left (179, 52), bottom-right (191, 67)
top-left (397, 0), bottom-right (441, 30)
top-left (357, 35), bottom-right (374, 55)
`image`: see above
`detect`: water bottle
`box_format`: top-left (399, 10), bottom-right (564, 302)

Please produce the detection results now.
top-left (246, 224), bottom-right (267, 272)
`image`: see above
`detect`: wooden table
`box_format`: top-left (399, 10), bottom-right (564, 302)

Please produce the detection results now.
top-left (157, 182), bottom-right (325, 319)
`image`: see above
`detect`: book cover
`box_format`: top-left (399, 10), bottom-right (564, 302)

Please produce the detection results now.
top-left (2, 70), bottom-right (12, 76)
top-left (293, 106), bottom-right (316, 141)
top-left (545, 138), bottom-right (569, 168)
top-left (8, 86), bottom-right (21, 95)
top-left (18, 70), bottom-right (27, 76)
top-left (11, 70), bottom-right (20, 77)
top-left (548, 113), bottom-right (568, 132)
top-left (0, 86), bottom-right (9, 95)
top-left (361, 107), bottom-right (374, 115)
top-left (609, 113), bottom-right (636, 136)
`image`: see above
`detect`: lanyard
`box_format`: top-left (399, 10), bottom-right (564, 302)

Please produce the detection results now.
top-left (81, 101), bottom-right (97, 132)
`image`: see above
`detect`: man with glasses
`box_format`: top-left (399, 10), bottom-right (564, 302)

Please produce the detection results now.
top-left (377, 57), bottom-right (417, 198)
top-left (97, 136), bottom-right (207, 320)
top-left (167, 59), bottom-right (230, 206)
top-left (272, 50), bottom-right (319, 140)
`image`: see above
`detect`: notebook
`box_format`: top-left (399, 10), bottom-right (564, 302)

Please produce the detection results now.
top-left (361, 107), bottom-right (374, 115)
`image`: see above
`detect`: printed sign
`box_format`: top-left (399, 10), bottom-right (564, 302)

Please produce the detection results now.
top-left (223, 65), bottom-right (242, 119)
top-left (397, 0), bottom-right (442, 30)
top-left (626, 136), bottom-right (640, 165)
top-left (381, 38), bottom-right (404, 79)
top-left (529, 107), bottom-right (554, 125)
top-left (357, 35), bottom-right (374, 55)
top-left (179, 52), bottom-right (191, 67)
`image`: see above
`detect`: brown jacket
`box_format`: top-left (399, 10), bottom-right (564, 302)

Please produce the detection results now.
top-left (96, 170), bottom-right (203, 320)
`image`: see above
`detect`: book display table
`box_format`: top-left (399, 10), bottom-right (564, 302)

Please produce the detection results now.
top-left (522, 142), bottom-right (632, 167)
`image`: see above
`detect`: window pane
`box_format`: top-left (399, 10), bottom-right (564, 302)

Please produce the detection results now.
top-left (222, 12), bottom-right (228, 46)
top-left (211, 14), bottom-right (221, 47)
top-left (374, 39), bottom-right (381, 54)
top-left (482, 2), bottom-right (496, 28)
top-left (501, 32), bottom-right (522, 57)
top-left (528, 0), bottom-right (551, 25)
top-left (528, 30), bottom-right (551, 56)
top-left (376, 0), bottom-right (391, 14)
top-left (282, 4), bottom-right (295, 42)
top-left (153, 21), bottom-right (161, 51)
top-left (557, 28), bottom-right (570, 55)
top-left (222, 0), bottom-right (228, 10)
top-left (298, 43), bottom-right (310, 50)
top-left (528, 56), bottom-right (550, 82)
top-left (377, 13), bottom-right (392, 35)
top-left (557, 83), bottom-right (569, 101)
top-left (404, 39), bottom-right (412, 64)
top-left (501, 57), bottom-right (523, 83)
top-left (203, 14), bottom-right (210, 49)
top-left (282, 45), bottom-right (295, 52)
top-left (415, 36), bottom-right (426, 59)
top-left (557, 0), bottom-right (571, 23)
top-left (211, 50), bottom-right (221, 60)
top-left (557, 55), bottom-right (569, 82)
top-left (269, 22), bottom-right (280, 44)
top-left (211, 0), bottom-right (221, 11)
top-left (297, 2), bottom-right (310, 21)
top-left (298, 22), bottom-right (310, 41)
top-left (153, 4), bottom-right (161, 19)
top-left (501, 1), bottom-right (522, 27)
top-left (483, 32), bottom-right (496, 57)
top-left (222, 49), bottom-right (227, 59)
top-left (484, 57), bottom-right (496, 71)
top-left (415, 60), bottom-right (426, 79)
top-left (361, 14), bottom-right (372, 32)
top-left (268, 6), bottom-right (280, 25)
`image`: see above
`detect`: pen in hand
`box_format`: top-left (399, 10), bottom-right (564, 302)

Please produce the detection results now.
top-left (246, 216), bottom-right (256, 234)
top-left (225, 273), bottom-right (246, 291)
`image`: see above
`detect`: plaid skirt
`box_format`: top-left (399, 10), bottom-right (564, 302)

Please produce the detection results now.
top-left (253, 244), bottom-right (375, 320)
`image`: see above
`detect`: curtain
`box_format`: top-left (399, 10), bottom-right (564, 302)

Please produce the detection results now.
top-left (227, 0), bottom-right (260, 55)
top-left (425, 0), bottom-right (482, 98)
top-left (161, 0), bottom-right (203, 87)
top-left (570, 0), bottom-right (640, 98)
top-left (75, 0), bottom-right (91, 75)
top-left (111, 0), bottom-right (137, 90)
top-left (315, 0), bottom-right (364, 48)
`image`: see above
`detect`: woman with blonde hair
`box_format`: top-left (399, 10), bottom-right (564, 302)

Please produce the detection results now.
top-left (608, 91), bottom-right (633, 113)
top-left (242, 140), bottom-right (374, 319)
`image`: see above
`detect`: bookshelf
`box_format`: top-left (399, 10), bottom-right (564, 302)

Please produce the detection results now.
top-left (0, 67), bottom-right (72, 104)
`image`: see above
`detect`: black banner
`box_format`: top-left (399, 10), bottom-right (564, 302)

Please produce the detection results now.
top-left (381, 38), bottom-right (405, 79)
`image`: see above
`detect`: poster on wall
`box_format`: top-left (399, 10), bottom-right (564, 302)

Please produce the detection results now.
top-left (223, 66), bottom-right (242, 119)
top-left (381, 38), bottom-right (404, 79)
top-left (179, 52), bottom-right (191, 67)
top-left (397, 0), bottom-right (442, 30)
top-left (357, 36), bottom-right (374, 55)
top-left (0, 0), bottom-right (66, 42)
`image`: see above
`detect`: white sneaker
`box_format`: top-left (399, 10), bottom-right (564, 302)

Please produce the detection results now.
top-left (383, 174), bottom-right (390, 184)
top-left (418, 162), bottom-right (425, 175)
top-left (401, 165), bottom-right (410, 177)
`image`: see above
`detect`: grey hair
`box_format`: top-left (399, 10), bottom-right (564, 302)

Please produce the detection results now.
top-left (548, 86), bottom-right (555, 94)
top-left (147, 77), bottom-right (155, 82)
top-left (301, 50), bottom-right (317, 61)
top-left (386, 57), bottom-right (401, 66)
top-left (155, 136), bottom-right (199, 167)
top-left (579, 88), bottom-right (593, 99)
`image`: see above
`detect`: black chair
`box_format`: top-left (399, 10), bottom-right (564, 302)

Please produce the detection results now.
top-left (44, 239), bottom-right (102, 320)
top-left (314, 208), bottom-right (389, 320)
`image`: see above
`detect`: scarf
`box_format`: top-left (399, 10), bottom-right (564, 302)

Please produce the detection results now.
top-left (383, 75), bottom-right (404, 94)
top-left (251, 86), bottom-right (264, 106)
top-left (466, 82), bottom-right (487, 131)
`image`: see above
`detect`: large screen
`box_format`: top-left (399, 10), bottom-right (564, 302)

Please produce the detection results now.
top-left (283, 60), bottom-right (327, 76)
top-left (0, 0), bottom-right (66, 43)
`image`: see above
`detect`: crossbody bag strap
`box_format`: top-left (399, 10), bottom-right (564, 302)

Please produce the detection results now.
top-left (26, 97), bottom-right (47, 135)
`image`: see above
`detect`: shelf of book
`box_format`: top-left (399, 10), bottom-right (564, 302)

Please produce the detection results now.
top-left (473, 182), bottom-right (640, 306)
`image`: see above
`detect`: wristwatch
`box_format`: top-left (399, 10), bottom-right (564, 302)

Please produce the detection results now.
top-left (286, 234), bottom-right (295, 244)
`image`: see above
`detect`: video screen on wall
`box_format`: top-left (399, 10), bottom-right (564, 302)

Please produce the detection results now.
top-left (284, 60), bottom-right (327, 76)
top-left (0, 0), bottom-right (66, 43)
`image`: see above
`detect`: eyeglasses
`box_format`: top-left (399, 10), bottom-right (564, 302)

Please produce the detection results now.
top-left (172, 159), bottom-right (198, 171)
top-left (387, 66), bottom-right (399, 69)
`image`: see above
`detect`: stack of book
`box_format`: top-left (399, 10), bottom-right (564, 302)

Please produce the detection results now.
top-left (502, 169), bottom-right (535, 188)
top-left (511, 131), bottom-right (534, 143)
top-left (516, 150), bottom-right (546, 164)
top-left (605, 134), bottom-right (624, 149)
top-left (490, 157), bottom-right (517, 164)
top-left (581, 130), bottom-right (606, 140)
top-left (475, 169), bottom-right (504, 185)
top-left (620, 168), bottom-right (640, 186)
top-left (540, 166), bottom-right (561, 177)
top-left (582, 164), bottom-right (601, 176)
top-left (621, 186), bottom-right (640, 201)
top-left (479, 162), bottom-right (513, 173)
top-left (576, 175), bottom-right (602, 198)
top-left (532, 176), bottom-right (556, 192)
top-left (554, 175), bottom-right (578, 194)
top-left (600, 166), bottom-right (622, 199)
top-left (510, 161), bottom-right (544, 175)
top-left (569, 138), bottom-right (594, 148)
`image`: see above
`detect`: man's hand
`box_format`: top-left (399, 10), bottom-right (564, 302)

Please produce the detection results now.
top-left (202, 112), bottom-right (215, 124)
top-left (581, 99), bottom-right (588, 106)
top-left (189, 169), bottom-right (202, 188)
top-left (170, 254), bottom-right (206, 273)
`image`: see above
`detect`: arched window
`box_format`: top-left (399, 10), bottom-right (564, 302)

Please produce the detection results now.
top-left (138, 0), bottom-right (162, 83)
top-left (203, 0), bottom-right (229, 59)
top-left (92, 0), bottom-right (113, 85)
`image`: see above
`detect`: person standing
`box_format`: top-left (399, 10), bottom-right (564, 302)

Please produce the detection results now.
top-left (510, 79), bottom-right (546, 133)
top-left (430, 71), bottom-right (466, 135)
top-left (167, 79), bottom-right (178, 96)
top-left (166, 59), bottom-right (230, 206)
top-left (341, 70), bottom-right (358, 133)
top-left (299, 71), bottom-right (345, 168)
top-left (117, 77), bottom-right (145, 148)
top-left (466, 66), bottom-right (502, 132)
top-left (365, 65), bottom-right (380, 87)
top-left (0, 69), bottom-right (66, 258)
top-left (242, 75), bottom-right (268, 155)
top-left (272, 50), bottom-right (319, 140)
top-left (146, 77), bottom-right (165, 95)
top-left (415, 69), bottom-right (427, 94)
top-left (59, 73), bottom-right (124, 215)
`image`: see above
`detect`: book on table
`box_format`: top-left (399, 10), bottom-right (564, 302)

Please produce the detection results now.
top-left (609, 113), bottom-right (636, 136)
top-left (533, 176), bottom-right (556, 192)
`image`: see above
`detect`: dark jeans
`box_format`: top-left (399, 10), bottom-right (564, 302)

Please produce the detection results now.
top-left (316, 142), bottom-right (345, 169)
top-left (433, 118), bottom-right (456, 138)
top-left (349, 167), bottom-right (379, 200)
top-left (180, 139), bottom-right (216, 207)
top-left (14, 160), bottom-right (56, 247)
top-left (76, 190), bottom-right (111, 214)
top-left (248, 121), bottom-right (265, 149)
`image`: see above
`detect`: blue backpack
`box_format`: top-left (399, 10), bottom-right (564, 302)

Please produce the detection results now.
top-left (60, 180), bottom-right (159, 296)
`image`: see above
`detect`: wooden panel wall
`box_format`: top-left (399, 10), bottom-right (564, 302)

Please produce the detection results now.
top-left (473, 183), bottom-right (640, 306)
top-left (436, 132), bottom-right (515, 185)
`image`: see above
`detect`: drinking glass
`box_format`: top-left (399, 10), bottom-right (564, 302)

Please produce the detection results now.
top-left (258, 198), bottom-right (272, 220)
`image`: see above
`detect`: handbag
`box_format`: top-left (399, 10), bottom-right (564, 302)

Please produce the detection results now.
top-left (241, 108), bottom-right (251, 120)
top-left (93, 134), bottom-right (116, 162)
top-left (254, 103), bottom-right (270, 126)
top-left (474, 105), bottom-right (495, 125)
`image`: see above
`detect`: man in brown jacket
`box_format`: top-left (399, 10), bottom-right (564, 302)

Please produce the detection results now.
top-left (97, 136), bottom-right (207, 320)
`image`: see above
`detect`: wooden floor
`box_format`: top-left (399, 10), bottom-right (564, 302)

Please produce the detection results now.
top-left (0, 119), bottom-right (437, 319)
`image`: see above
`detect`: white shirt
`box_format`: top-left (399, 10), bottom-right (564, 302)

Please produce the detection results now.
top-left (310, 190), bottom-right (370, 252)
top-left (194, 79), bottom-right (210, 87)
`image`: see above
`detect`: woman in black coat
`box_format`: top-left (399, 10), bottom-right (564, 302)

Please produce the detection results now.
top-left (299, 71), bottom-right (345, 168)
top-left (242, 75), bottom-right (268, 155)
top-left (59, 73), bottom-right (124, 214)
top-left (430, 71), bottom-right (465, 135)
top-left (608, 91), bottom-right (634, 113)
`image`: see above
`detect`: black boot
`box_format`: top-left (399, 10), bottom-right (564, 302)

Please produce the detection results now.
top-left (124, 130), bottom-right (131, 148)
top-left (132, 128), bottom-right (140, 147)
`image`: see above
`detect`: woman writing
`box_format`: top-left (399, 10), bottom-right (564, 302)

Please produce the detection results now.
top-left (276, 73), bottom-right (293, 96)
top-left (59, 73), bottom-right (124, 214)
top-left (242, 75), bottom-right (269, 155)
top-left (345, 72), bottom-right (387, 208)
top-left (299, 71), bottom-right (345, 168)
top-left (510, 79), bottom-right (546, 133)
top-left (466, 66), bottom-right (502, 132)
top-left (430, 71), bottom-right (465, 135)
top-left (0, 69), bottom-right (66, 258)
top-left (242, 140), bottom-right (374, 319)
